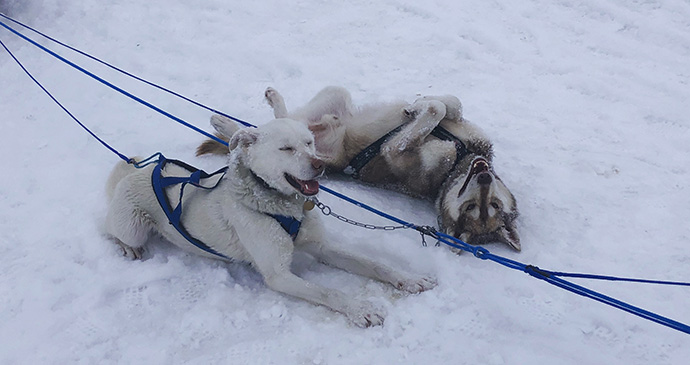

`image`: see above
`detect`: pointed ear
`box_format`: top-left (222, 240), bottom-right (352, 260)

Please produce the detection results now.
top-left (228, 129), bottom-right (258, 150)
top-left (210, 114), bottom-right (241, 139)
top-left (498, 217), bottom-right (521, 251)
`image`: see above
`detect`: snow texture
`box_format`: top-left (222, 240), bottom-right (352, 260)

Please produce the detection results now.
top-left (1, 0), bottom-right (689, 364)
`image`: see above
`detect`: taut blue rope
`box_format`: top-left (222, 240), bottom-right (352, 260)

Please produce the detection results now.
top-left (0, 12), bottom-right (254, 129)
top-left (0, 37), bottom-right (130, 163)
top-left (0, 16), bottom-right (229, 145)
top-left (2, 14), bottom-right (689, 335)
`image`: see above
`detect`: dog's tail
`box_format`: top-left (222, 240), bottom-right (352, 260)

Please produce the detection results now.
top-left (105, 159), bottom-right (139, 202)
top-left (195, 133), bottom-right (230, 156)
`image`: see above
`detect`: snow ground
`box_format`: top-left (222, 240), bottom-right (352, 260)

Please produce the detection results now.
top-left (1, 0), bottom-right (689, 363)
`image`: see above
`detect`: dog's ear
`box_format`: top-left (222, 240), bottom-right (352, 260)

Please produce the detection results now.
top-left (498, 215), bottom-right (520, 252)
top-left (211, 114), bottom-right (241, 139)
top-left (228, 129), bottom-right (258, 150)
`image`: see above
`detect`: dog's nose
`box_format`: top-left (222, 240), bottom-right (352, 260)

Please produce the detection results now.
top-left (477, 172), bottom-right (492, 185)
top-left (311, 158), bottom-right (325, 172)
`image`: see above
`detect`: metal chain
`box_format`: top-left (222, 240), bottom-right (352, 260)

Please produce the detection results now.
top-left (310, 198), bottom-right (409, 231)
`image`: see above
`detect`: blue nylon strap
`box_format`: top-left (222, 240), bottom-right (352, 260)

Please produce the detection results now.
top-left (160, 176), bottom-right (198, 187)
top-left (321, 186), bottom-right (690, 334)
top-left (0, 17), bottom-right (229, 146)
top-left (527, 268), bottom-right (690, 334)
top-left (150, 154), bottom-right (301, 258)
top-left (0, 36), bottom-right (131, 163)
top-left (547, 271), bottom-right (690, 286)
top-left (0, 13), bottom-right (254, 129)
top-left (151, 155), bottom-right (230, 259)
top-left (269, 214), bottom-right (302, 240)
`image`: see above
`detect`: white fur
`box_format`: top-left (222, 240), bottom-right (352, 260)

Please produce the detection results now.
top-left (105, 119), bottom-right (436, 327)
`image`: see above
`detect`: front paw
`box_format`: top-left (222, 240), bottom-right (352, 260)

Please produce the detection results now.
top-left (347, 301), bottom-right (386, 328)
top-left (403, 100), bottom-right (446, 119)
top-left (418, 95), bottom-right (462, 120)
top-left (394, 275), bottom-right (438, 294)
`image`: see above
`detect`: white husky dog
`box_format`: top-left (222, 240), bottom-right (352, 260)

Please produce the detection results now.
top-left (198, 87), bottom-right (520, 252)
top-left (105, 118), bottom-right (436, 327)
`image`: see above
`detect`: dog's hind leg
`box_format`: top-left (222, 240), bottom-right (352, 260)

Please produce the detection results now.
top-left (105, 197), bottom-right (153, 260)
top-left (265, 87), bottom-right (288, 118)
top-left (299, 240), bottom-right (437, 294)
top-left (113, 238), bottom-right (144, 260)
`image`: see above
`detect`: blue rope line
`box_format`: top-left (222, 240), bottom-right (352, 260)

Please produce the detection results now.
top-left (547, 271), bottom-right (690, 286)
top-left (322, 184), bottom-right (690, 334)
top-left (0, 17), bottom-right (229, 146)
top-left (0, 37), bottom-right (131, 163)
top-left (2, 13), bottom-right (689, 335)
top-left (529, 270), bottom-right (690, 334)
top-left (0, 12), bottom-right (255, 129)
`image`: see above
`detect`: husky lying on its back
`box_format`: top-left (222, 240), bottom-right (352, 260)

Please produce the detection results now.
top-left (197, 87), bottom-right (520, 252)
top-left (105, 118), bottom-right (436, 327)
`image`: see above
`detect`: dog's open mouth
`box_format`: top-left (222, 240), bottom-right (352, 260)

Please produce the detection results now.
top-left (471, 159), bottom-right (490, 175)
top-left (285, 173), bottom-right (319, 196)
top-left (457, 157), bottom-right (492, 197)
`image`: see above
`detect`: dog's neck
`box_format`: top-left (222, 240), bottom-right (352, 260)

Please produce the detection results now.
top-left (249, 169), bottom-right (277, 192)
top-left (224, 153), bottom-right (307, 219)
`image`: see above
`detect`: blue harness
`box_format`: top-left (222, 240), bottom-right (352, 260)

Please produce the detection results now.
top-left (150, 155), bottom-right (302, 259)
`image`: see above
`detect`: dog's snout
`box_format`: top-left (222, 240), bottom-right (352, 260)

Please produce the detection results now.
top-left (477, 172), bottom-right (492, 185)
top-left (311, 158), bottom-right (325, 172)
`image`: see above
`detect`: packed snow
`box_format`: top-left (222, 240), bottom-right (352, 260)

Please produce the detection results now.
top-left (1, 0), bottom-right (689, 363)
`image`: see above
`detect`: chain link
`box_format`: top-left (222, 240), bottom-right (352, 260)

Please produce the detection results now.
top-left (311, 198), bottom-right (409, 231)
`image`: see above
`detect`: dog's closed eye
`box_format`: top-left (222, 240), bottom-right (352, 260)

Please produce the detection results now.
top-left (279, 146), bottom-right (295, 152)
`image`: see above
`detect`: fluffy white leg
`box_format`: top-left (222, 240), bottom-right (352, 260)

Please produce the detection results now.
top-left (299, 240), bottom-right (437, 294)
top-left (237, 223), bottom-right (385, 327)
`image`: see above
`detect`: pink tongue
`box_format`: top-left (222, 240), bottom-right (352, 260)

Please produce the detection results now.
top-left (300, 179), bottom-right (320, 196)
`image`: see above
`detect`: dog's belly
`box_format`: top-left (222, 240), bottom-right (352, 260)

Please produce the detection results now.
top-left (357, 156), bottom-right (450, 199)
top-left (357, 138), bottom-right (457, 199)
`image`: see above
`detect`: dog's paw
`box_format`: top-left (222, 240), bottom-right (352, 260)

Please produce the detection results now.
top-left (264, 87), bottom-right (281, 107)
top-left (403, 100), bottom-right (447, 120)
top-left (395, 275), bottom-right (438, 294)
top-left (347, 302), bottom-right (386, 328)
top-left (418, 95), bottom-right (462, 121)
top-left (115, 239), bottom-right (143, 260)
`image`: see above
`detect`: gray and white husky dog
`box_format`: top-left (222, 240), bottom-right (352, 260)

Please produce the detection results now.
top-left (197, 87), bottom-right (520, 252)
top-left (105, 119), bottom-right (436, 327)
